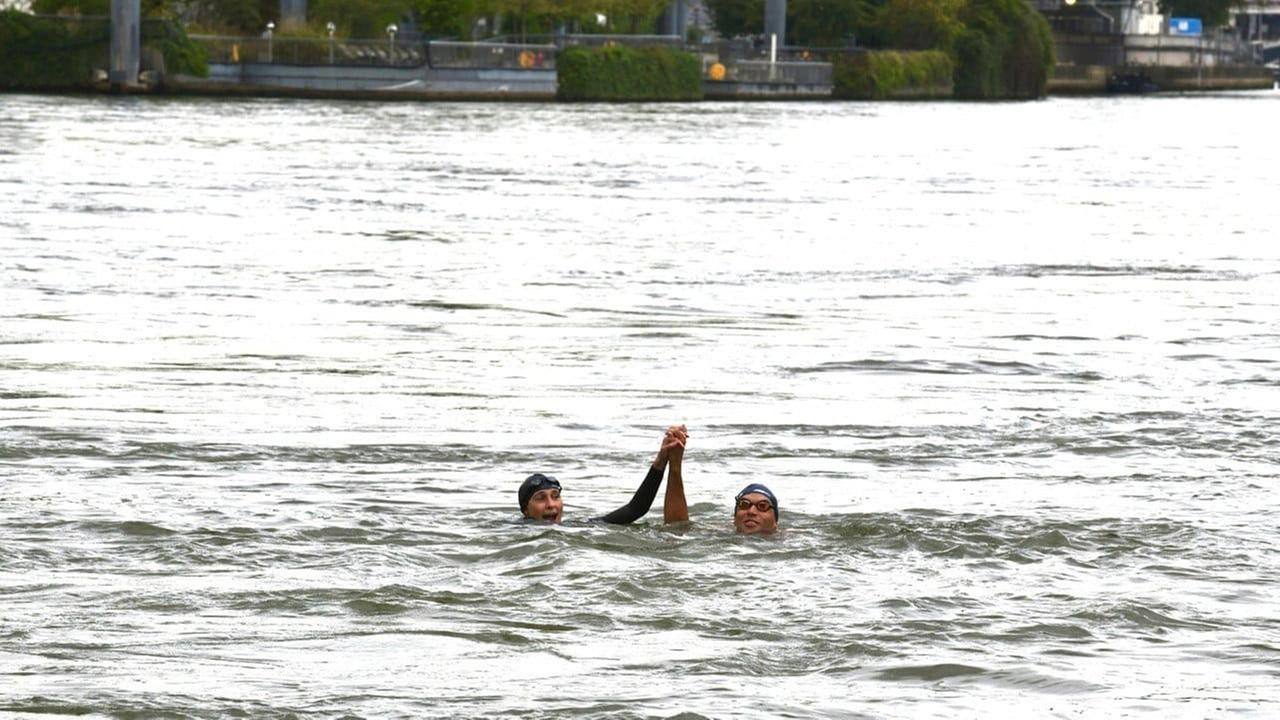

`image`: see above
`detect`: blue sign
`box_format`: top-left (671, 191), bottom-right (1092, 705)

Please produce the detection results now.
top-left (1169, 17), bottom-right (1203, 36)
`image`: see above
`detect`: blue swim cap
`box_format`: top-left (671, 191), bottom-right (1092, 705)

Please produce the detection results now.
top-left (519, 473), bottom-right (561, 513)
top-left (735, 483), bottom-right (779, 520)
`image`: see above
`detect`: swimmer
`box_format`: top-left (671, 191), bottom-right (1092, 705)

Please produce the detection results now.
top-left (654, 431), bottom-right (779, 535)
top-left (518, 424), bottom-right (688, 524)
top-left (732, 483), bottom-right (779, 535)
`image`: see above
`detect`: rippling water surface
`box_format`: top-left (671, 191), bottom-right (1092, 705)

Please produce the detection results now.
top-left (2, 92), bottom-right (1279, 717)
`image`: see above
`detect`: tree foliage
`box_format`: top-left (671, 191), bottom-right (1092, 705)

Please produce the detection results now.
top-left (703, 0), bottom-right (760, 38)
top-left (295, 0), bottom-right (669, 39)
top-left (31, 0), bottom-right (176, 16)
top-left (876, 0), bottom-right (962, 52)
top-left (1158, 0), bottom-right (1237, 28)
top-left (0, 9), bottom-right (107, 86)
top-left (952, 0), bottom-right (1052, 98)
top-left (0, 10), bottom-right (206, 86)
top-left (307, 0), bottom-right (406, 37)
top-left (787, 0), bottom-right (874, 47)
top-left (704, 0), bottom-right (881, 46)
top-left (410, 0), bottom-right (476, 37)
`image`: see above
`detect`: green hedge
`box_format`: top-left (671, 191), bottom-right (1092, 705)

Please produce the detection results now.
top-left (953, 0), bottom-right (1053, 99)
top-left (0, 11), bottom-right (206, 89)
top-left (833, 50), bottom-right (953, 99)
top-left (557, 45), bottom-right (702, 102)
top-left (0, 11), bottom-right (109, 88)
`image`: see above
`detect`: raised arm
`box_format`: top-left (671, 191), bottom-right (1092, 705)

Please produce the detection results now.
top-left (663, 425), bottom-right (688, 524)
top-left (596, 424), bottom-right (686, 526)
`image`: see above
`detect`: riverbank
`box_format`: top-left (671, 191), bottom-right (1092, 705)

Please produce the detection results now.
top-left (47, 59), bottom-right (1276, 103)
top-left (157, 64), bottom-right (1280, 100)
top-left (3, 12), bottom-right (1274, 102)
top-left (16, 49), bottom-right (1277, 102)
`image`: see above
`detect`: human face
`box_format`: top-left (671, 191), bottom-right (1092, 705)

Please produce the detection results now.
top-left (733, 493), bottom-right (777, 534)
top-left (525, 487), bottom-right (563, 523)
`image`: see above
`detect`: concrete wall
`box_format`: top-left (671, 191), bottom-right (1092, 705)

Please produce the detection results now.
top-left (1124, 34), bottom-right (1248, 67)
top-left (197, 57), bottom-right (829, 102)
top-left (1055, 31), bottom-right (1253, 68)
top-left (1047, 63), bottom-right (1274, 92)
top-left (196, 62), bottom-right (556, 100)
top-left (1143, 64), bottom-right (1275, 89)
top-left (704, 80), bottom-right (831, 99)
top-left (1047, 64), bottom-right (1110, 93)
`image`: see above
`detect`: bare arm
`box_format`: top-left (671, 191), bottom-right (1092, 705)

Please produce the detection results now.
top-left (663, 425), bottom-right (689, 524)
top-left (595, 424), bottom-right (685, 525)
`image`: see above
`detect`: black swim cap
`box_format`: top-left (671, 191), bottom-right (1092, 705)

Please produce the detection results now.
top-left (518, 473), bottom-right (561, 514)
top-left (735, 483), bottom-right (779, 520)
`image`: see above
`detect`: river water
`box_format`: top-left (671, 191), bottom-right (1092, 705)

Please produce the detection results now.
top-left (2, 91), bottom-right (1279, 717)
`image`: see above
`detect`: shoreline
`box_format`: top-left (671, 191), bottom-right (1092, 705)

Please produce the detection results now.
top-left (6, 62), bottom-right (1275, 102)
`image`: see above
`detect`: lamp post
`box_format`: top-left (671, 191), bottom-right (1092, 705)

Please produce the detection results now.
top-left (327, 22), bottom-right (336, 64)
top-left (265, 21), bottom-right (274, 63)
top-left (386, 24), bottom-right (397, 61)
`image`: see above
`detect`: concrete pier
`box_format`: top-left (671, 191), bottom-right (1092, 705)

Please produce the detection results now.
top-left (280, 0), bottom-right (307, 30)
top-left (109, 0), bottom-right (140, 88)
top-left (660, 0), bottom-right (688, 39)
top-left (764, 0), bottom-right (786, 49)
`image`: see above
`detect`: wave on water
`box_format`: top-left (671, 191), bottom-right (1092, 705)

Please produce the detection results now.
top-left (875, 663), bottom-right (986, 681)
top-left (990, 264), bottom-right (1252, 280)
top-left (784, 358), bottom-right (1052, 376)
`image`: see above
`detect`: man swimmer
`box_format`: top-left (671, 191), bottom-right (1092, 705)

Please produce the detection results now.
top-left (655, 431), bottom-right (779, 535)
top-left (518, 424), bottom-right (688, 524)
top-left (732, 483), bottom-right (779, 535)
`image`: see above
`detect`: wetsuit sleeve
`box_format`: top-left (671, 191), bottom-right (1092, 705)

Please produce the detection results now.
top-left (595, 463), bottom-right (664, 525)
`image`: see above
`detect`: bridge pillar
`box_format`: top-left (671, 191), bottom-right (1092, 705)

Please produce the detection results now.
top-left (764, 0), bottom-right (786, 49)
top-left (280, 0), bottom-right (307, 30)
top-left (109, 0), bottom-right (140, 88)
top-left (660, 0), bottom-right (688, 38)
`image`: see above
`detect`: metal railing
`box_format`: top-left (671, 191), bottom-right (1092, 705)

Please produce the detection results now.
top-left (715, 60), bottom-right (833, 86)
top-left (191, 35), bottom-right (425, 67)
top-left (708, 38), bottom-right (836, 64)
top-left (191, 35), bottom-right (560, 70)
top-left (484, 33), bottom-right (682, 49)
top-left (428, 41), bottom-right (556, 69)
top-left (559, 33), bottom-right (683, 48)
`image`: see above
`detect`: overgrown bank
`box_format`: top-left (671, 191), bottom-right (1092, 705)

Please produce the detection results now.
top-left (558, 45), bottom-right (702, 101)
top-left (952, 0), bottom-right (1054, 99)
top-left (0, 10), bottom-right (206, 89)
top-left (833, 50), bottom-right (953, 99)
